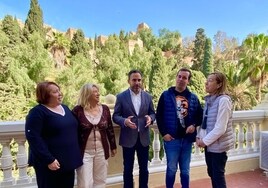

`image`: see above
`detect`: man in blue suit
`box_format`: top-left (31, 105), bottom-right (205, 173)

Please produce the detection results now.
top-left (113, 69), bottom-right (156, 188)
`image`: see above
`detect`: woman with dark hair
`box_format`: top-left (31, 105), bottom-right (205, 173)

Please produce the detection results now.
top-left (196, 72), bottom-right (234, 188)
top-left (25, 81), bottom-right (83, 188)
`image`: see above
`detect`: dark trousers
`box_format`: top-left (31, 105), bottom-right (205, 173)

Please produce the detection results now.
top-left (34, 163), bottom-right (75, 188)
top-left (205, 148), bottom-right (228, 188)
top-left (122, 135), bottom-right (149, 188)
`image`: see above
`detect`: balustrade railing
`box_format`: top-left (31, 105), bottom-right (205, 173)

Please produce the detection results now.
top-left (0, 94), bottom-right (268, 187)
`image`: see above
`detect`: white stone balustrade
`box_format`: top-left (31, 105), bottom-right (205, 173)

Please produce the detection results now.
top-left (0, 94), bottom-right (267, 187)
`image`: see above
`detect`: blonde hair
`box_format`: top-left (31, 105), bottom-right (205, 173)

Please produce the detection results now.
top-left (77, 83), bottom-right (99, 108)
top-left (209, 72), bottom-right (227, 95)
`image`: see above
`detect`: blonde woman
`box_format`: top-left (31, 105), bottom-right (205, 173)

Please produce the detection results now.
top-left (196, 72), bottom-right (234, 188)
top-left (72, 83), bottom-right (117, 188)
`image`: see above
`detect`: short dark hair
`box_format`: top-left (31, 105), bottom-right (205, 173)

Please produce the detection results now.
top-left (177, 67), bottom-right (192, 80)
top-left (128, 69), bottom-right (143, 80)
top-left (36, 81), bottom-right (60, 104)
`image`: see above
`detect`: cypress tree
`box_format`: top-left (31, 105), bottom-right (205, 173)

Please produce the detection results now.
top-left (94, 34), bottom-right (98, 50)
top-left (88, 38), bottom-right (93, 50)
top-left (202, 38), bottom-right (214, 77)
top-left (23, 0), bottom-right (44, 39)
top-left (149, 48), bottom-right (171, 105)
top-left (192, 28), bottom-right (206, 71)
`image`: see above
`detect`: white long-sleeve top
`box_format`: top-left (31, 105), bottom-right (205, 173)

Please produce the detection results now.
top-left (202, 97), bottom-right (232, 146)
top-left (197, 94), bottom-right (234, 153)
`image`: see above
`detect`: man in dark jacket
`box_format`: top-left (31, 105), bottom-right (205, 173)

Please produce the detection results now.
top-left (113, 69), bottom-right (155, 188)
top-left (156, 68), bottom-right (203, 188)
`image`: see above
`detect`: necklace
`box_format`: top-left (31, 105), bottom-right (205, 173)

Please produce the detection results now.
top-left (84, 105), bottom-right (101, 121)
top-left (85, 113), bottom-right (100, 120)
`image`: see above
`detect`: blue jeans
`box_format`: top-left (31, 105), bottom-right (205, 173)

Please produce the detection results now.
top-left (205, 148), bottom-right (227, 188)
top-left (122, 135), bottom-right (149, 188)
top-left (164, 138), bottom-right (192, 188)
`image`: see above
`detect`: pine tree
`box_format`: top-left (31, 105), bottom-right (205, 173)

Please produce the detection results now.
top-left (158, 28), bottom-right (181, 52)
top-left (137, 28), bottom-right (158, 50)
top-left (129, 46), bottom-right (152, 90)
top-left (1, 15), bottom-right (22, 46)
top-left (119, 30), bottom-right (125, 42)
top-left (56, 53), bottom-right (96, 108)
top-left (95, 35), bottom-right (130, 94)
top-left (202, 38), bottom-right (214, 77)
top-left (23, 0), bottom-right (44, 39)
top-left (70, 29), bottom-right (89, 57)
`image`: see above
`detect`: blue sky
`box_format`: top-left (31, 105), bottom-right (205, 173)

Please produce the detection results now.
top-left (1, 0), bottom-right (268, 42)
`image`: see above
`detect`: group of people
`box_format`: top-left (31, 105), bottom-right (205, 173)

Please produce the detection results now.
top-left (25, 68), bottom-right (234, 188)
top-left (156, 68), bottom-right (233, 188)
top-left (25, 82), bottom-right (117, 188)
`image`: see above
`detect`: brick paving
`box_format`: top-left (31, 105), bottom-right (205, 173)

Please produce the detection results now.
top-left (155, 168), bottom-right (268, 188)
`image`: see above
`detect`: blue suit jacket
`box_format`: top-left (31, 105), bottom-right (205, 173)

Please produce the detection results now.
top-left (112, 89), bottom-right (156, 147)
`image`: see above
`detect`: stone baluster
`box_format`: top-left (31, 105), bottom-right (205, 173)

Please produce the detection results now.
top-left (104, 94), bottom-right (115, 115)
top-left (246, 122), bottom-right (254, 152)
top-left (15, 137), bottom-right (30, 185)
top-left (254, 121), bottom-right (261, 152)
top-left (0, 140), bottom-right (15, 186)
top-left (192, 127), bottom-right (204, 160)
top-left (150, 127), bottom-right (161, 165)
top-left (192, 143), bottom-right (203, 160)
top-left (229, 123), bottom-right (237, 155)
top-left (161, 146), bottom-right (167, 164)
top-left (237, 122), bottom-right (245, 153)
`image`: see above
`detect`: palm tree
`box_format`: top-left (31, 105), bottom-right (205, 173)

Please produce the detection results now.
top-left (239, 34), bottom-right (268, 102)
top-left (47, 32), bottom-right (70, 68)
top-left (225, 63), bottom-right (256, 110)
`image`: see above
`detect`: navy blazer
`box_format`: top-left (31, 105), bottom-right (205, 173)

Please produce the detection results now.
top-left (112, 89), bottom-right (155, 148)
